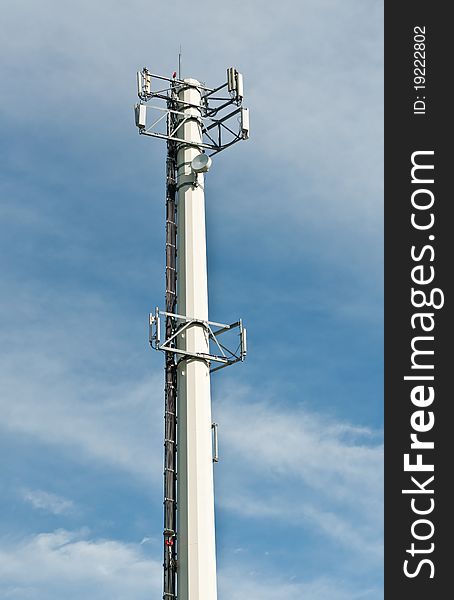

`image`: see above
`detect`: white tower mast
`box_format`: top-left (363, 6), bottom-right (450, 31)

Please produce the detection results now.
top-left (135, 66), bottom-right (249, 600)
top-left (176, 79), bottom-right (217, 600)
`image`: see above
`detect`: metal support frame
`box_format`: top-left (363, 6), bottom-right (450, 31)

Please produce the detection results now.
top-left (135, 68), bottom-right (248, 155)
top-left (149, 308), bottom-right (247, 373)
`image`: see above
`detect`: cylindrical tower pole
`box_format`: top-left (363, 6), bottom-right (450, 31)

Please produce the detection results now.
top-left (176, 79), bottom-right (217, 600)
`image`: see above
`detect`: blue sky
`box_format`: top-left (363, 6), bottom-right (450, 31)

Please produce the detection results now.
top-left (0, 1), bottom-right (383, 598)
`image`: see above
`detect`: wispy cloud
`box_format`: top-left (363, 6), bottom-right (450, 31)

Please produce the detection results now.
top-left (218, 565), bottom-right (382, 600)
top-left (0, 275), bottom-right (164, 483)
top-left (0, 529), bottom-right (381, 600)
top-left (1, 356), bottom-right (163, 482)
top-left (22, 490), bottom-right (75, 516)
top-left (1, 0), bottom-right (383, 275)
top-left (0, 277), bottom-right (382, 563)
top-left (0, 1), bottom-right (383, 597)
top-left (215, 384), bottom-right (383, 561)
top-left (0, 273), bottom-right (382, 582)
top-left (0, 530), bottom-right (161, 599)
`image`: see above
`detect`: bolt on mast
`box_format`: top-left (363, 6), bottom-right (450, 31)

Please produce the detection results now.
top-left (135, 66), bottom-right (249, 600)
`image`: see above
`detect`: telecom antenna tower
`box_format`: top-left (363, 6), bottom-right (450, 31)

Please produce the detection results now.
top-left (134, 66), bottom-right (249, 600)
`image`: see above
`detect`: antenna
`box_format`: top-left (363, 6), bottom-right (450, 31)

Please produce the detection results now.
top-left (133, 67), bottom-right (249, 155)
top-left (134, 67), bottom-right (249, 600)
top-left (178, 45), bottom-right (182, 79)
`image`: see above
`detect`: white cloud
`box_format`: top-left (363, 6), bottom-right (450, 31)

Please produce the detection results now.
top-left (0, 530), bottom-right (161, 600)
top-left (0, 276), bottom-right (382, 565)
top-left (215, 384), bottom-right (383, 560)
top-left (0, 529), bottom-right (381, 600)
top-left (0, 3), bottom-right (383, 593)
top-left (218, 565), bottom-right (381, 600)
top-left (22, 490), bottom-right (75, 516)
top-left (0, 271), bottom-right (382, 571)
top-left (0, 278), bottom-right (164, 483)
top-left (1, 355), bottom-right (163, 482)
top-left (0, 0), bottom-right (383, 267)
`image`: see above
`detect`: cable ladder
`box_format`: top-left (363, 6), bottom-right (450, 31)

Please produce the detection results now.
top-left (163, 81), bottom-right (178, 600)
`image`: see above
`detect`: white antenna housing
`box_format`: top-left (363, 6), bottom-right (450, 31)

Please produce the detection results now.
top-left (236, 72), bottom-right (244, 100)
top-left (137, 69), bottom-right (152, 98)
top-left (227, 67), bottom-right (236, 92)
top-left (135, 103), bottom-right (147, 129)
top-left (240, 107), bottom-right (249, 139)
top-left (143, 70), bottom-right (151, 94)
